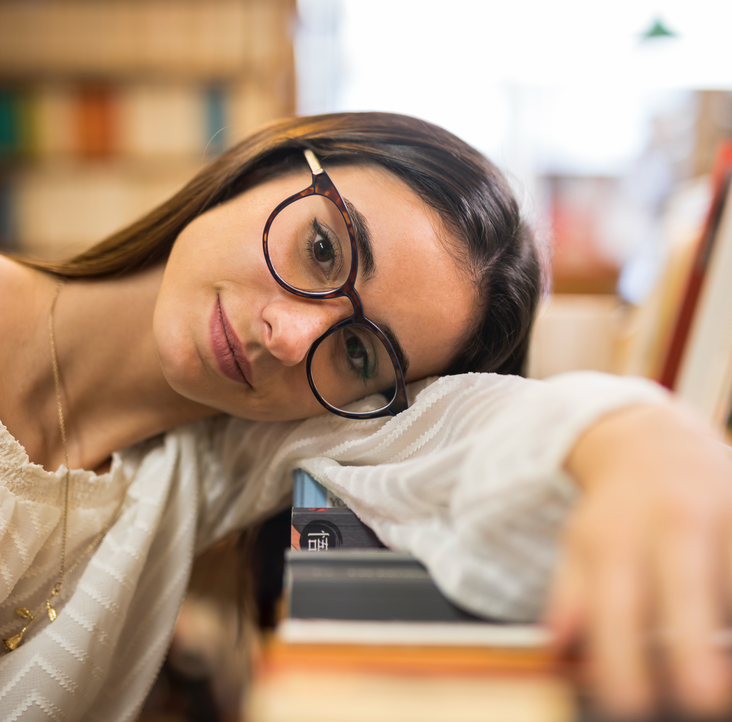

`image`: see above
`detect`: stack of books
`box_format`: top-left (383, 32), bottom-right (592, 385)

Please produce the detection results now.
top-left (290, 470), bottom-right (386, 553)
top-left (245, 471), bottom-right (577, 722)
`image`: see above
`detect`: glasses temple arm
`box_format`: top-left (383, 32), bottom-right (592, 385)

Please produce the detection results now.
top-left (303, 149), bottom-right (325, 175)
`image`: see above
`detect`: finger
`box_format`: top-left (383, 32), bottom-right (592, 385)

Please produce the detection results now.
top-left (587, 552), bottom-right (655, 719)
top-left (545, 549), bottom-right (594, 692)
top-left (654, 500), bottom-right (732, 716)
top-left (545, 546), bottom-right (587, 647)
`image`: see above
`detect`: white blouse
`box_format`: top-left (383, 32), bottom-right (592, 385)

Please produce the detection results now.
top-left (0, 371), bottom-right (671, 721)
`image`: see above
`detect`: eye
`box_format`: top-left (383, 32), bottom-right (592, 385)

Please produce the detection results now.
top-left (313, 236), bottom-right (334, 264)
top-left (306, 220), bottom-right (342, 280)
top-left (344, 330), bottom-right (374, 380)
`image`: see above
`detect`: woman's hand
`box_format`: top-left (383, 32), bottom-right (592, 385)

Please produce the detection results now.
top-left (547, 403), bottom-right (732, 719)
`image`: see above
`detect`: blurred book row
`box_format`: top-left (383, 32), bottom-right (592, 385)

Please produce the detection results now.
top-left (0, 78), bottom-right (282, 259)
top-left (0, 0), bottom-right (293, 79)
top-left (0, 84), bottom-right (233, 160)
top-left (0, 0), bottom-right (296, 261)
top-left (0, 161), bottom-right (200, 260)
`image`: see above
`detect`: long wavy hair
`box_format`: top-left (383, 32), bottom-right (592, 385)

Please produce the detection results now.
top-left (19, 111), bottom-right (543, 376)
top-left (17, 112), bottom-right (546, 632)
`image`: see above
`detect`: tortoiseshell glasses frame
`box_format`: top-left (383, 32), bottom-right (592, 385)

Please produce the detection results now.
top-left (262, 149), bottom-right (409, 419)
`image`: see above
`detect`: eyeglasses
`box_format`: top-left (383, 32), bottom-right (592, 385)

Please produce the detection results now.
top-left (262, 149), bottom-right (409, 419)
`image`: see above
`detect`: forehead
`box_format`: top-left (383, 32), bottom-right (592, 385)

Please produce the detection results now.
top-left (324, 163), bottom-right (477, 381)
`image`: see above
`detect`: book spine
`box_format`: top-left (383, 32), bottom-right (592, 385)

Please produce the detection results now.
top-left (205, 85), bottom-right (227, 157)
top-left (675, 177), bottom-right (732, 426)
top-left (76, 85), bottom-right (117, 158)
top-left (292, 469), bottom-right (348, 508)
top-left (285, 551), bottom-right (483, 623)
top-left (291, 507), bottom-right (386, 552)
top-left (0, 88), bottom-right (30, 158)
top-left (659, 142), bottom-right (732, 389)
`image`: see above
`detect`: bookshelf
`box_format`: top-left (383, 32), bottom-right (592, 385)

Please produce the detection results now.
top-left (0, 0), bottom-right (296, 260)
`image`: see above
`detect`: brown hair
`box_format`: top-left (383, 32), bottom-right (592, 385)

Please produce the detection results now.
top-left (19, 111), bottom-right (543, 376)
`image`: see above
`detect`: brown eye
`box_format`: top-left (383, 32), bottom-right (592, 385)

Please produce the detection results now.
top-left (307, 220), bottom-right (341, 280)
top-left (313, 238), bottom-right (335, 264)
top-left (343, 330), bottom-right (374, 380)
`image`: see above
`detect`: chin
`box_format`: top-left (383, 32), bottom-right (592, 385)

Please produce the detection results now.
top-left (226, 393), bottom-right (330, 424)
top-left (154, 317), bottom-right (206, 396)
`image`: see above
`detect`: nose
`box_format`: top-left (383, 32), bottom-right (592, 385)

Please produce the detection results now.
top-left (262, 295), bottom-right (352, 367)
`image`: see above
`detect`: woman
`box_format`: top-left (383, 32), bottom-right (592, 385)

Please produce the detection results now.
top-left (0, 112), bottom-right (730, 721)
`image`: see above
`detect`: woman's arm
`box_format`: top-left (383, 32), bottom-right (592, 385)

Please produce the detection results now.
top-left (200, 370), bottom-right (732, 718)
top-left (550, 403), bottom-right (732, 719)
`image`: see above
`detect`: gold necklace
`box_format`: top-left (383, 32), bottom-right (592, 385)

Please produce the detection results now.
top-left (3, 280), bottom-right (130, 652)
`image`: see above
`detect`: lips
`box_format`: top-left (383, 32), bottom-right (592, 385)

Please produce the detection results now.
top-left (210, 297), bottom-right (253, 387)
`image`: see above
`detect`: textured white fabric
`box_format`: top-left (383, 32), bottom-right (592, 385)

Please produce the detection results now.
top-left (0, 371), bottom-right (671, 720)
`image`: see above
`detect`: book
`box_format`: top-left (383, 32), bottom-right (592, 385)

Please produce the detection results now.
top-left (118, 83), bottom-right (206, 159)
top-left (659, 141), bottom-right (732, 390)
top-left (285, 550), bottom-right (488, 623)
top-left (278, 618), bottom-right (549, 648)
top-left (76, 85), bottom-right (117, 158)
top-left (0, 88), bottom-right (30, 157)
top-left (248, 656), bottom-right (574, 722)
top-left (675, 177), bottom-right (732, 427)
top-left (247, 628), bottom-right (573, 722)
top-left (291, 470), bottom-right (385, 551)
top-left (615, 176), bottom-right (712, 380)
top-left (275, 479), bottom-right (575, 722)
top-left (32, 84), bottom-right (76, 158)
top-left (291, 507), bottom-right (386, 551)
top-left (292, 469), bottom-right (346, 508)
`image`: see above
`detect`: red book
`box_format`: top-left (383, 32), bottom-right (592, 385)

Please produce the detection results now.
top-left (659, 141), bottom-right (732, 389)
top-left (75, 85), bottom-right (117, 158)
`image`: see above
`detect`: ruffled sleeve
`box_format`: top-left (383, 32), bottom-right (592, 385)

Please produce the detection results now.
top-left (0, 422), bottom-right (123, 609)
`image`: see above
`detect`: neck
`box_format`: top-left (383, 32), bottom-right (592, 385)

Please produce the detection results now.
top-left (0, 258), bottom-right (217, 472)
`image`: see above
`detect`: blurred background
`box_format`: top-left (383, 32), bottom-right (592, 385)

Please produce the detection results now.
top-left (1, 1), bottom-right (731, 719)
top-left (2, 0), bottom-right (731, 380)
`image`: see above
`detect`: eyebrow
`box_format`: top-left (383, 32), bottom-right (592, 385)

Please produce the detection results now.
top-left (379, 321), bottom-right (410, 377)
top-left (342, 198), bottom-right (410, 377)
top-left (343, 199), bottom-right (375, 279)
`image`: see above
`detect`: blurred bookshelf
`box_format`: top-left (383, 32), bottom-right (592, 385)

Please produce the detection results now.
top-left (530, 140), bottom-right (732, 437)
top-left (0, 0), bottom-right (296, 260)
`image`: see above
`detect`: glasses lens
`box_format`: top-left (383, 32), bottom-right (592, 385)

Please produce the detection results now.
top-left (310, 325), bottom-right (398, 413)
top-left (267, 195), bottom-right (352, 293)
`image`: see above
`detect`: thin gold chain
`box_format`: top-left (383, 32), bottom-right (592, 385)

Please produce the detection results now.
top-left (48, 280), bottom-right (70, 582)
top-left (3, 279), bottom-right (136, 652)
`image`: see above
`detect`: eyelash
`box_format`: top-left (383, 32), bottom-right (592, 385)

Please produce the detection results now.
top-left (343, 329), bottom-right (375, 382)
top-left (305, 220), bottom-right (342, 278)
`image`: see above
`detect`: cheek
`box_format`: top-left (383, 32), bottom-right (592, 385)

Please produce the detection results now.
top-left (152, 292), bottom-right (201, 394)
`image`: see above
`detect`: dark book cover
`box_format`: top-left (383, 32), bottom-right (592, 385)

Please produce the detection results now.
top-left (291, 507), bottom-right (386, 551)
top-left (285, 550), bottom-right (488, 623)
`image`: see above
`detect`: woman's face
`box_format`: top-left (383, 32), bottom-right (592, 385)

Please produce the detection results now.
top-left (154, 161), bottom-right (477, 421)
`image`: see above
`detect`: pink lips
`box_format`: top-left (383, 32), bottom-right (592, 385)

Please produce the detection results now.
top-left (210, 297), bottom-right (253, 386)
